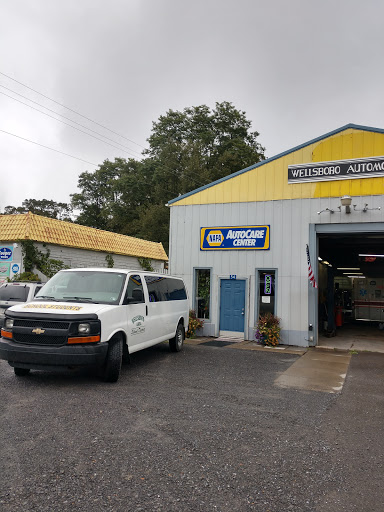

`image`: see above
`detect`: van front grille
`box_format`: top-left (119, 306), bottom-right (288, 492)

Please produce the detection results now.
top-left (13, 333), bottom-right (67, 346)
top-left (13, 320), bottom-right (70, 330)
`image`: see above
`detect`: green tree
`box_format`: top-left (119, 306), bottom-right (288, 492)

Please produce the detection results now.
top-left (71, 158), bottom-right (149, 233)
top-left (3, 199), bottom-right (73, 221)
top-left (72, 102), bottom-right (265, 251)
top-left (145, 101), bottom-right (265, 187)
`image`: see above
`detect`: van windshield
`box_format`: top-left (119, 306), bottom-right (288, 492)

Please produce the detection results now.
top-left (35, 271), bottom-right (126, 305)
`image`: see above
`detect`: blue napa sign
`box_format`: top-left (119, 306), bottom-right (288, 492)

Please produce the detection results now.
top-left (200, 226), bottom-right (270, 251)
top-left (0, 246), bottom-right (13, 261)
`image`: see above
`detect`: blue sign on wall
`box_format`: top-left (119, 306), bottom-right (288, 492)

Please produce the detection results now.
top-left (0, 246), bottom-right (13, 261)
top-left (200, 226), bottom-right (270, 251)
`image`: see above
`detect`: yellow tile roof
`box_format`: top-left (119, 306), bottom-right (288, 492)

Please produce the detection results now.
top-left (0, 213), bottom-right (168, 261)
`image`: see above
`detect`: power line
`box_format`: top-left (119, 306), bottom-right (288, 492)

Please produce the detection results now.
top-left (0, 84), bottom-right (142, 157)
top-left (0, 70), bottom-right (146, 149)
top-left (0, 129), bottom-right (205, 198)
top-left (0, 73), bottom-right (210, 188)
top-left (0, 90), bottom-right (141, 158)
top-left (0, 129), bottom-right (98, 166)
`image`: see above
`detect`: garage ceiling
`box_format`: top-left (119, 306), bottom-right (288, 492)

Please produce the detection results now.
top-left (319, 234), bottom-right (384, 277)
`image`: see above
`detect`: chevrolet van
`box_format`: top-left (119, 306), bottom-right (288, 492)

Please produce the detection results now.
top-left (0, 268), bottom-right (189, 382)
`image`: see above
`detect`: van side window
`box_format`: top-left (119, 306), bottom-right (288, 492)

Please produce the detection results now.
top-left (145, 276), bottom-right (167, 302)
top-left (124, 275), bottom-right (145, 304)
top-left (167, 278), bottom-right (187, 300)
top-left (144, 276), bottom-right (187, 302)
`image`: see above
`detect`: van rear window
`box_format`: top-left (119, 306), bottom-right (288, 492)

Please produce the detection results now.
top-left (0, 285), bottom-right (29, 302)
top-left (144, 276), bottom-right (187, 302)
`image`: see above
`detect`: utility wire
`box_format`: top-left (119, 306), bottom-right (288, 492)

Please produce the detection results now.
top-left (0, 90), bottom-right (140, 159)
top-left (0, 73), bottom-right (211, 188)
top-left (0, 129), bottom-right (204, 195)
top-left (0, 75), bottom-right (208, 188)
top-left (0, 129), bottom-right (98, 166)
top-left (0, 85), bottom-right (204, 185)
top-left (0, 85), bottom-right (142, 157)
top-left (0, 70), bottom-right (146, 149)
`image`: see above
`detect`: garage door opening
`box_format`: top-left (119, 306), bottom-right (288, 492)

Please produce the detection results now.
top-left (318, 232), bottom-right (384, 348)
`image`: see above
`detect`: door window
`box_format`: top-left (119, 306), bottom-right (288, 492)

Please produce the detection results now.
top-left (124, 275), bottom-right (145, 303)
top-left (194, 269), bottom-right (211, 319)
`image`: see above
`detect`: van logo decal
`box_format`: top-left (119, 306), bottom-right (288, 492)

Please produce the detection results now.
top-left (131, 315), bottom-right (145, 335)
top-left (23, 304), bottom-right (83, 311)
top-left (32, 328), bottom-right (45, 334)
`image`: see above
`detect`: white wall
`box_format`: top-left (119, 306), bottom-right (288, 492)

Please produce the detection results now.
top-left (0, 242), bottom-right (165, 283)
top-left (169, 194), bottom-right (384, 346)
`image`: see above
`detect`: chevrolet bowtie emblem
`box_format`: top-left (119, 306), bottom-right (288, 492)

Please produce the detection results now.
top-left (32, 328), bottom-right (45, 334)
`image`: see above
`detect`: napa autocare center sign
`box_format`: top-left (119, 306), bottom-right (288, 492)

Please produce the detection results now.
top-left (288, 155), bottom-right (384, 183)
top-left (200, 226), bottom-right (270, 251)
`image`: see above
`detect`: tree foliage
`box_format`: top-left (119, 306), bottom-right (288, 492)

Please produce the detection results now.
top-left (72, 102), bottom-right (265, 252)
top-left (3, 198), bottom-right (72, 221)
top-left (2, 102), bottom-right (265, 255)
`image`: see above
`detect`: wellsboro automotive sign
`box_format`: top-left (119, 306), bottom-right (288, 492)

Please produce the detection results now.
top-left (288, 155), bottom-right (384, 184)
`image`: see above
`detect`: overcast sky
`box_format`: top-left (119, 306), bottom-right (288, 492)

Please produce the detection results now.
top-left (1, 0), bottom-right (383, 212)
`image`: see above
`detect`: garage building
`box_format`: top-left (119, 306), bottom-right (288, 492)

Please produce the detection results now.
top-left (0, 212), bottom-right (168, 283)
top-left (168, 123), bottom-right (384, 347)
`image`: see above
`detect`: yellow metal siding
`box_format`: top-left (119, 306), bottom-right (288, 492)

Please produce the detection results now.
top-left (174, 128), bottom-right (384, 206)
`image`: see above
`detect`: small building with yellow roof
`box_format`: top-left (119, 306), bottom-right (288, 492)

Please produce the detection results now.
top-left (168, 124), bottom-right (384, 347)
top-left (0, 212), bottom-right (168, 283)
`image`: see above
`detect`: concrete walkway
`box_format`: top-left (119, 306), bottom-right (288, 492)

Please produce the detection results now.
top-left (274, 349), bottom-right (351, 393)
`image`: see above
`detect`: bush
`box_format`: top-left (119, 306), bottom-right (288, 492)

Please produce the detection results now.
top-left (8, 272), bottom-right (40, 282)
top-left (187, 310), bottom-right (204, 338)
top-left (255, 313), bottom-right (281, 347)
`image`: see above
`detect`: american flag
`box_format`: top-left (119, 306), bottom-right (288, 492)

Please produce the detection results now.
top-left (306, 244), bottom-right (317, 288)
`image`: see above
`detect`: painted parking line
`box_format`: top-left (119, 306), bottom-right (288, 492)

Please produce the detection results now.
top-left (274, 350), bottom-right (351, 393)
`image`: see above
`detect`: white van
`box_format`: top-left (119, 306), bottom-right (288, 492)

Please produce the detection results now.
top-left (0, 268), bottom-right (189, 382)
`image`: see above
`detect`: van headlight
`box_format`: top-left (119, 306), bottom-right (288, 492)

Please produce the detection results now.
top-left (78, 323), bottom-right (91, 334)
top-left (5, 318), bottom-right (13, 329)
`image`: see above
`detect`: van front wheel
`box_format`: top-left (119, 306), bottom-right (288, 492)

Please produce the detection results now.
top-left (103, 336), bottom-right (123, 382)
top-left (169, 323), bottom-right (184, 352)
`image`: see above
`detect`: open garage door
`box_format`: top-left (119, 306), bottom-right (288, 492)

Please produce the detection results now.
top-left (317, 226), bottom-right (384, 350)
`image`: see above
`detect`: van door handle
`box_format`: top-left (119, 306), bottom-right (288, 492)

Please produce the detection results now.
top-left (146, 305), bottom-right (148, 316)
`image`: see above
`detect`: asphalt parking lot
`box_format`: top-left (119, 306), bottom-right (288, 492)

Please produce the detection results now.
top-left (1, 342), bottom-right (383, 512)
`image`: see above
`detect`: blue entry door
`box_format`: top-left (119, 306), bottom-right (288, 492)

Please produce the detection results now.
top-left (220, 279), bottom-right (246, 332)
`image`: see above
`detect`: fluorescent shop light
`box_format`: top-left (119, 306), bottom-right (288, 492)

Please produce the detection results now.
top-left (359, 254), bottom-right (384, 257)
top-left (322, 261), bottom-right (329, 265)
top-left (318, 257), bottom-right (323, 261)
top-left (347, 275), bottom-right (365, 278)
top-left (337, 267), bottom-right (360, 270)
top-left (342, 272), bottom-right (363, 275)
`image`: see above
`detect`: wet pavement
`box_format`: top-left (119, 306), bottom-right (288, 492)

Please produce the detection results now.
top-left (1, 343), bottom-right (383, 511)
top-left (275, 350), bottom-right (351, 393)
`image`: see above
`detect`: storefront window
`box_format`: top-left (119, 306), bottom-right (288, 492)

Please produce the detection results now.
top-left (195, 269), bottom-right (211, 319)
top-left (257, 270), bottom-right (276, 317)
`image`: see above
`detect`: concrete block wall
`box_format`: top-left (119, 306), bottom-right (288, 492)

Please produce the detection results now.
top-left (0, 241), bottom-right (166, 283)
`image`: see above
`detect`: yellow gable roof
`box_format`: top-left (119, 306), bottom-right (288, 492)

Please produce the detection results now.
top-left (0, 213), bottom-right (168, 261)
top-left (168, 124), bottom-right (384, 206)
